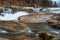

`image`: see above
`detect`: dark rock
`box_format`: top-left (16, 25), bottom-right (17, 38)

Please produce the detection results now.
top-left (38, 32), bottom-right (55, 40)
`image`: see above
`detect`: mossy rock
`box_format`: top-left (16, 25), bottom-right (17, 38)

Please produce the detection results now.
top-left (39, 32), bottom-right (55, 40)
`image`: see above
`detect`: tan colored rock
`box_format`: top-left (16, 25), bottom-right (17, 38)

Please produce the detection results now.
top-left (20, 14), bottom-right (53, 23)
top-left (0, 21), bottom-right (28, 32)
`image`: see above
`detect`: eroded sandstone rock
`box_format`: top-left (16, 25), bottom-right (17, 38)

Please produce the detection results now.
top-left (0, 21), bottom-right (28, 32)
top-left (20, 14), bottom-right (53, 23)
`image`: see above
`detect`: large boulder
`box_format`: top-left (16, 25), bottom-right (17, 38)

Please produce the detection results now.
top-left (20, 14), bottom-right (53, 23)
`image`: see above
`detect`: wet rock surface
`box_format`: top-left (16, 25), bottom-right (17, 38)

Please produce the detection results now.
top-left (0, 14), bottom-right (53, 32)
top-left (0, 32), bottom-right (56, 40)
top-left (0, 13), bottom-right (59, 40)
top-left (0, 21), bottom-right (23, 32)
top-left (20, 14), bottom-right (53, 23)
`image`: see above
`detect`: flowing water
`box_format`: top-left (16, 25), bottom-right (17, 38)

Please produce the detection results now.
top-left (0, 8), bottom-right (60, 39)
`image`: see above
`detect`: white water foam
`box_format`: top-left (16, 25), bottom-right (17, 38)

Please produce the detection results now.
top-left (0, 11), bottom-right (29, 20)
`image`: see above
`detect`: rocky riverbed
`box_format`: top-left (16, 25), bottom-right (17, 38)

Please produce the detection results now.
top-left (0, 12), bottom-right (60, 40)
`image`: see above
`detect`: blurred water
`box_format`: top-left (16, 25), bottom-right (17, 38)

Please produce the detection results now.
top-left (27, 23), bottom-right (60, 35)
top-left (0, 24), bottom-right (60, 35)
top-left (0, 29), bottom-right (7, 33)
top-left (32, 8), bottom-right (60, 14)
top-left (0, 11), bottom-right (29, 20)
top-left (0, 7), bottom-right (60, 35)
